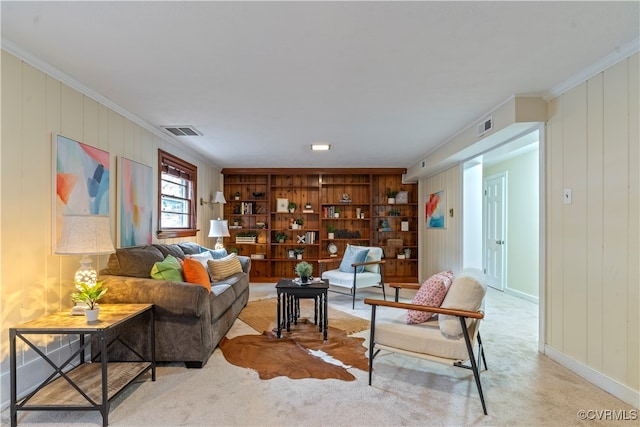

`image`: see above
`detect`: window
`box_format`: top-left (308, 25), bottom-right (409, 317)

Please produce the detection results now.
top-left (157, 149), bottom-right (198, 238)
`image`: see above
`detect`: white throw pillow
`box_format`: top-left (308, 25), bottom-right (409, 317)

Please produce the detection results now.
top-left (439, 268), bottom-right (487, 338)
top-left (185, 251), bottom-right (214, 273)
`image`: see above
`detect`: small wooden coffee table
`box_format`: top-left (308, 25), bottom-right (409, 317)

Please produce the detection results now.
top-left (276, 278), bottom-right (329, 340)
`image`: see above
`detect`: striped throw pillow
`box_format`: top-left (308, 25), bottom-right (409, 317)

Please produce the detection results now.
top-left (207, 253), bottom-right (243, 282)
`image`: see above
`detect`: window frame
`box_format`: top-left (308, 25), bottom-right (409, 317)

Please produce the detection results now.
top-left (157, 149), bottom-right (198, 238)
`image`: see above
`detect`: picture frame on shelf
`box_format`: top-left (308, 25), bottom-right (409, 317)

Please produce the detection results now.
top-left (395, 191), bottom-right (408, 204)
top-left (287, 249), bottom-right (296, 259)
top-left (276, 198), bottom-right (289, 213)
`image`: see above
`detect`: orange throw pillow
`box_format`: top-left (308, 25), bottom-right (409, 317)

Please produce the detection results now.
top-left (182, 258), bottom-right (211, 292)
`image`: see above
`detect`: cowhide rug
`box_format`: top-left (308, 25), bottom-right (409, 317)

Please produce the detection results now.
top-left (219, 319), bottom-right (369, 381)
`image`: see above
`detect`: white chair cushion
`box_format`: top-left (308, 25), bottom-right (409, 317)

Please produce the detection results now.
top-left (374, 308), bottom-right (471, 361)
top-left (321, 269), bottom-right (381, 289)
top-left (439, 268), bottom-right (487, 338)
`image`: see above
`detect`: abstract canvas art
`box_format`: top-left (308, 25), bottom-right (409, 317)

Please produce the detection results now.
top-left (53, 134), bottom-right (110, 251)
top-left (426, 190), bottom-right (446, 229)
top-left (119, 157), bottom-right (153, 247)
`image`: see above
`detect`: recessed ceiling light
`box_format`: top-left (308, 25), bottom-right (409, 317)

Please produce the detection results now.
top-left (311, 144), bottom-right (331, 151)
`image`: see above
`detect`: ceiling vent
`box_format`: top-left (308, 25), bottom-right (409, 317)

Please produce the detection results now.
top-left (161, 125), bottom-right (202, 137)
top-left (477, 116), bottom-right (493, 137)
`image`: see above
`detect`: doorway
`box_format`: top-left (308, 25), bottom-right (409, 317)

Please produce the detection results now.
top-left (484, 172), bottom-right (507, 291)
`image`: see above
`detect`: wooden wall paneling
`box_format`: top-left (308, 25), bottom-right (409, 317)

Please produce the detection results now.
top-left (586, 73), bottom-right (605, 371)
top-left (626, 53), bottom-right (640, 392)
top-left (601, 60), bottom-right (629, 383)
top-left (561, 83), bottom-right (588, 362)
top-left (546, 96), bottom-right (565, 349)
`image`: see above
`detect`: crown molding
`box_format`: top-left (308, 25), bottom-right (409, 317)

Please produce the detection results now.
top-left (545, 37), bottom-right (640, 101)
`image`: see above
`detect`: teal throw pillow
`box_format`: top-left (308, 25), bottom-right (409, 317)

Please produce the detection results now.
top-left (150, 255), bottom-right (184, 282)
top-left (201, 247), bottom-right (228, 259)
top-left (339, 245), bottom-right (370, 273)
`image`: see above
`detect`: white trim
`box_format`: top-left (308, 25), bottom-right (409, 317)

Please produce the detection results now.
top-left (1, 40), bottom-right (217, 167)
top-left (544, 345), bottom-right (640, 409)
top-left (545, 37), bottom-right (640, 100)
top-left (537, 124), bottom-right (547, 355)
top-left (504, 287), bottom-right (538, 304)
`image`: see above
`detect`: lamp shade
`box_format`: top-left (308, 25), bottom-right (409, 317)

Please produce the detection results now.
top-left (56, 215), bottom-right (115, 255)
top-left (208, 219), bottom-right (230, 238)
top-left (213, 191), bottom-right (227, 204)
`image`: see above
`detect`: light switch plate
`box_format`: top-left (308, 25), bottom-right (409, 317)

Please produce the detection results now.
top-left (564, 188), bottom-right (572, 204)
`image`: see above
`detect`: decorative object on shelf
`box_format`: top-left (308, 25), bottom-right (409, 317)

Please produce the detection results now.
top-left (397, 253), bottom-right (406, 259)
top-left (276, 198), bottom-right (288, 213)
top-left (288, 202), bottom-right (297, 213)
top-left (379, 219), bottom-right (392, 232)
top-left (255, 222), bottom-right (266, 229)
top-left (426, 190), bottom-right (446, 229)
top-left (232, 218), bottom-right (242, 227)
top-left (327, 242), bottom-right (339, 257)
top-left (389, 208), bottom-right (401, 216)
top-left (294, 217), bottom-right (304, 227)
top-left (297, 234), bottom-right (306, 244)
top-left (55, 215), bottom-right (115, 287)
top-left (335, 229), bottom-right (361, 238)
top-left (233, 204), bottom-right (241, 214)
top-left (71, 280), bottom-right (108, 321)
top-left (340, 193), bottom-right (352, 203)
top-left (229, 247), bottom-right (240, 255)
top-left (293, 247), bottom-right (305, 260)
top-left (287, 249), bottom-right (296, 259)
top-left (250, 253), bottom-right (266, 260)
top-left (305, 202), bottom-right (313, 209)
top-left (386, 189), bottom-right (399, 204)
top-left (208, 218), bottom-right (230, 250)
top-left (295, 261), bottom-right (313, 283)
top-left (395, 191), bottom-right (408, 204)
top-left (404, 248), bottom-right (412, 258)
top-left (334, 207), bottom-right (340, 218)
top-left (235, 231), bottom-right (258, 243)
top-left (387, 238), bottom-right (403, 246)
top-left (356, 207), bottom-right (362, 217)
top-left (274, 232), bottom-right (288, 243)
top-left (401, 219), bottom-right (409, 231)
top-left (327, 225), bottom-right (336, 240)
top-left (234, 191), bottom-right (241, 200)
top-left (252, 192), bottom-right (264, 199)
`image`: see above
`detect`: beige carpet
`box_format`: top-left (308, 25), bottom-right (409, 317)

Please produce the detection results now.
top-left (238, 296), bottom-right (370, 335)
top-left (3, 285), bottom-right (637, 426)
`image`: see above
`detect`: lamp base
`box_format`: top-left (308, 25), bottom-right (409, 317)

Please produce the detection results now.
top-left (215, 237), bottom-right (224, 250)
top-left (74, 255), bottom-right (97, 286)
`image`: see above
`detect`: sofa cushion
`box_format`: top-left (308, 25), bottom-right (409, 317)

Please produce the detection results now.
top-left (182, 258), bottom-right (211, 292)
top-left (207, 253), bottom-right (243, 281)
top-left (177, 242), bottom-right (202, 255)
top-left (186, 252), bottom-right (214, 272)
top-left (103, 246), bottom-right (164, 278)
top-left (153, 244), bottom-right (187, 260)
top-left (339, 245), bottom-right (370, 273)
top-left (439, 268), bottom-right (487, 338)
top-left (201, 247), bottom-right (228, 259)
top-left (150, 255), bottom-right (184, 282)
top-left (406, 270), bottom-right (453, 324)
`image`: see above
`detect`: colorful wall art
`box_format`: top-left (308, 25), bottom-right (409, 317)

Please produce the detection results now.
top-left (119, 157), bottom-right (153, 247)
top-left (426, 190), bottom-right (446, 229)
top-left (53, 134), bottom-right (110, 251)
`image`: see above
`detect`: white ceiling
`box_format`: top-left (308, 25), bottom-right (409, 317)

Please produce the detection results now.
top-left (2, 1), bottom-right (638, 170)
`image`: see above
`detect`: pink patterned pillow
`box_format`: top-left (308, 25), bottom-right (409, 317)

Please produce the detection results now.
top-left (406, 270), bottom-right (454, 324)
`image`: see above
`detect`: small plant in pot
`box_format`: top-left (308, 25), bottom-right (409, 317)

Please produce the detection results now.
top-left (386, 189), bottom-right (399, 204)
top-left (327, 225), bottom-right (336, 240)
top-left (274, 231), bottom-right (288, 243)
top-left (288, 202), bottom-right (297, 213)
top-left (71, 281), bottom-right (108, 321)
top-left (295, 261), bottom-right (313, 283)
top-left (293, 247), bottom-right (305, 260)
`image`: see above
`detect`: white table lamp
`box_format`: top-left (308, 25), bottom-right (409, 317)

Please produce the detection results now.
top-left (208, 219), bottom-right (230, 250)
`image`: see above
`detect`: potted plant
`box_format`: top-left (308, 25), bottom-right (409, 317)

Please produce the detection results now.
top-left (234, 191), bottom-right (241, 200)
top-left (327, 225), bottom-right (336, 240)
top-left (295, 261), bottom-right (313, 283)
top-left (334, 207), bottom-right (340, 218)
top-left (274, 231), bottom-right (288, 243)
top-left (229, 247), bottom-right (240, 255)
top-left (386, 189), bottom-right (399, 204)
top-left (71, 281), bottom-right (108, 321)
top-left (288, 202), bottom-right (297, 213)
top-left (232, 218), bottom-right (242, 227)
top-left (293, 247), bottom-right (305, 260)
top-left (304, 202), bottom-right (312, 210)
top-left (294, 218), bottom-right (304, 228)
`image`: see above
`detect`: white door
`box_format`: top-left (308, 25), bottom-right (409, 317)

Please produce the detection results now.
top-left (484, 173), bottom-right (507, 290)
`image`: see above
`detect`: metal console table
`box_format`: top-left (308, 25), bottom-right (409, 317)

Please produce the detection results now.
top-left (10, 303), bottom-right (155, 427)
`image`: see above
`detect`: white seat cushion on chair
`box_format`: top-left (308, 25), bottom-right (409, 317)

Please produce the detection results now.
top-left (321, 270), bottom-right (381, 289)
top-left (439, 268), bottom-right (487, 338)
top-left (374, 307), bottom-right (473, 361)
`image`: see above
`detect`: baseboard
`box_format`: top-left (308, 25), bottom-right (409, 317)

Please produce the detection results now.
top-left (0, 337), bottom-right (82, 411)
top-left (504, 287), bottom-right (539, 304)
top-left (545, 345), bottom-right (640, 409)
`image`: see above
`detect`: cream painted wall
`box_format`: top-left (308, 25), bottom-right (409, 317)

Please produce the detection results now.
top-left (0, 50), bottom-right (223, 402)
top-left (546, 53), bottom-right (639, 398)
top-left (484, 147), bottom-right (539, 298)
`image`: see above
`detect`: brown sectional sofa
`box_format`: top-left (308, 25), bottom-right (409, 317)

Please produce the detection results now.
top-left (98, 242), bottom-right (250, 368)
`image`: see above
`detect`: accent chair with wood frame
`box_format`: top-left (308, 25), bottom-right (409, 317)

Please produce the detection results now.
top-left (318, 245), bottom-right (386, 309)
top-left (365, 268), bottom-right (489, 415)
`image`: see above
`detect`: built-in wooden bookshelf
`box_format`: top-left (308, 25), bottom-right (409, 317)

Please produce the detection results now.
top-left (221, 168), bottom-right (417, 282)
